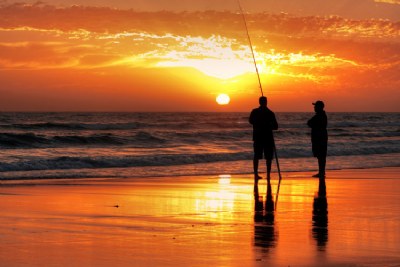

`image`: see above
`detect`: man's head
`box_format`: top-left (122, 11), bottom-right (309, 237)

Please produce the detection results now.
top-left (312, 100), bottom-right (325, 112)
top-left (259, 96), bottom-right (267, 107)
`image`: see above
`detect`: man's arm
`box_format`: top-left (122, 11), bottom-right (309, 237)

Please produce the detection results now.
top-left (308, 114), bottom-right (327, 129)
top-left (307, 116), bottom-right (315, 128)
top-left (249, 109), bottom-right (255, 125)
top-left (271, 113), bottom-right (278, 130)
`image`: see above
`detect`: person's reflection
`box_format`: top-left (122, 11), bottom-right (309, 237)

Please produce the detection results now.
top-left (254, 181), bottom-right (276, 251)
top-left (312, 177), bottom-right (328, 250)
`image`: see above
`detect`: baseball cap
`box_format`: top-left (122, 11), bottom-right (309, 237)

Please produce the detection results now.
top-left (312, 100), bottom-right (324, 108)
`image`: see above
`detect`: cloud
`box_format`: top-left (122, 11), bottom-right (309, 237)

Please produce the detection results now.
top-left (1, 3), bottom-right (399, 38)
top-left (0, 2), bottom-right (399, 104)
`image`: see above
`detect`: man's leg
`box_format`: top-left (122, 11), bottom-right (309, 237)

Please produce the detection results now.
top-left (254, 158), bottom-right (262, 182)
top-left (253, 142), bottom-right (263, 182)
top-left (312, 156), bottom-right (320, 177)
top-left (266, 158), bottom-right (272, 181)
top-left (318, 156), bottom-right (326, 177)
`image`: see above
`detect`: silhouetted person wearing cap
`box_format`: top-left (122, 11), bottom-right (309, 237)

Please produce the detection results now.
top-left (307, 100), bottom-right (328, 178)
top-left (312, 176), bottom-right (328, 249)
top-left (249, 96), bottom-right (278, 184)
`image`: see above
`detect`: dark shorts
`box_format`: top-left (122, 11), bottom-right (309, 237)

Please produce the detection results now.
top-left (312, 142), bottom-right (327, 158)
top-left (311, 135), bottom-right (328, 158)
top-left (253, 141), bottom-right (274, 160)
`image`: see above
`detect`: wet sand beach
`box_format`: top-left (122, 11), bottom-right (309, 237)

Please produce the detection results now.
top-left (1, 168), bottom-right (399, 267)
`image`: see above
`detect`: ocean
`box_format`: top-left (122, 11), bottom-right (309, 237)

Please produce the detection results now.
top-left (0, 112), bottom-right (399, 180)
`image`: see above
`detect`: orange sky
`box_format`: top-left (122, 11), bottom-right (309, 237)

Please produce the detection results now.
top-left (0, 1), bottom-right (399, 111)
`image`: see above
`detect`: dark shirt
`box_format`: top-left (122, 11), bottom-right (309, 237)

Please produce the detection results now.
top-left (307, 111), bottom-right (328, 157)
top-left (249, 107), bottom-right (278, 142)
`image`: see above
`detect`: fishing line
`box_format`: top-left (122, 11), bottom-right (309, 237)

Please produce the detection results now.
top-left (237, 0), bottom-right (263, 96)
top-left (237, 0), bottom-right (283, 210)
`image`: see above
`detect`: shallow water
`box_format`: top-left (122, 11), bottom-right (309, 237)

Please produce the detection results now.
top-left (0, 169), bottom-right (399, 266)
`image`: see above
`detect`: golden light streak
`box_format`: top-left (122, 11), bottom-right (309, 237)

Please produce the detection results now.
top-left (154, 35), bottom-right (255, 79)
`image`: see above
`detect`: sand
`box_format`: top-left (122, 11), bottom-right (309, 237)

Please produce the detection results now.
top-left (0, 168), bottom-right (399, 267)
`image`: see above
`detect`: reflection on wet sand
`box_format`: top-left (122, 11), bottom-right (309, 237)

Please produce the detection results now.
top-left (1, 170), bottom-right (399, 266)
top-left (312, 177), bottom-right (328, 250)
top-left (254, 181), bottom-right (276, 251)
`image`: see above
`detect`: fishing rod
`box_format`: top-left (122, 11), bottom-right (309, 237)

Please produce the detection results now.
top-left (237, 0), bottom-right (263, 97)
top-left (237, 0), bottom-right (283, 210)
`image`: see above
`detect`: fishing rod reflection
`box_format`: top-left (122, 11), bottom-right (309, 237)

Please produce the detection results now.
top-left (312, 177), bottom-right (328, 250)
top-left (253, 180), bottom-right (277, 251)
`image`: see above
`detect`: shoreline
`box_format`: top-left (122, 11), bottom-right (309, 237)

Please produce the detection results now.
top-left (1, 166), bottom-right (398, 185)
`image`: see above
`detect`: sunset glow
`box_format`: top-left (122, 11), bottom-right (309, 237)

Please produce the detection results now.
top-left (0, 1), bottom-right (399, 111)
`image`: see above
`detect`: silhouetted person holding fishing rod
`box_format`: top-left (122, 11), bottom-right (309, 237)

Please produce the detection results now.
top-left (253, 180), bottom-right (276, 250)
top-left (249, 96), bottom-right (278, 184)
top-left (308, 100), bottom-right (328, 178)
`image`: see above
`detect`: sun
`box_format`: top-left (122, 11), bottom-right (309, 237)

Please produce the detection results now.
top-left (216, 94), bottom-right (230, 105)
